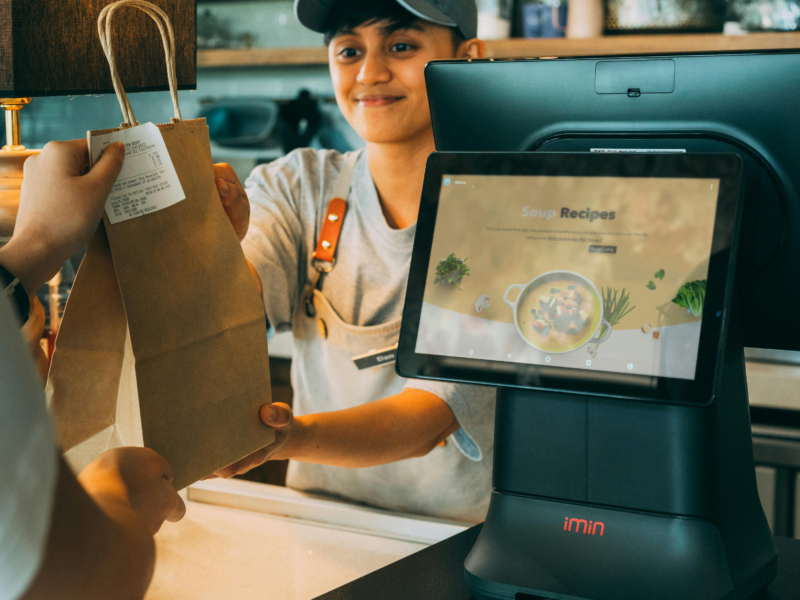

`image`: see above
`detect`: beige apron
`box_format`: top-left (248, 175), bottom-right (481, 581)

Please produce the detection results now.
top-left (285, 151), bottom-right (490, 523)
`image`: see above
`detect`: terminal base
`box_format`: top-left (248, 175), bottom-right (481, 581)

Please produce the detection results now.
top-left (465, 491), bottom-right (776, 600)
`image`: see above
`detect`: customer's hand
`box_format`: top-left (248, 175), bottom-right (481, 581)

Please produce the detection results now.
top-left (78, 447), bottom-right (186, 535)
top-left (210, 402), bottom-right (295, 478)
top-left (214, 163), bottom-right (250, 243)
top-left (0, 139), bottom-right (125, 295)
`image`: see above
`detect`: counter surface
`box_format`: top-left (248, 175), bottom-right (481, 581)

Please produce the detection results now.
top-left (144, 479), bottom-right (467, 600)
top-left (142, 478), bottom-right (799, 599)
top-left (317, 525), bottom-right (800, 600)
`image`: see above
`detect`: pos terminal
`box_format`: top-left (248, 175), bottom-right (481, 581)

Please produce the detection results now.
top-left (396, 152), bottom-right (776, 599)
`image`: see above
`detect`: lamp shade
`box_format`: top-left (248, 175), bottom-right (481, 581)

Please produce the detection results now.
top-left (0, 0), bottom-right (196, 97)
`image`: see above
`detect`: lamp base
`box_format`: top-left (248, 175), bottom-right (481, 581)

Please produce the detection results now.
top-left (0, 148), bottom-right (40, 244)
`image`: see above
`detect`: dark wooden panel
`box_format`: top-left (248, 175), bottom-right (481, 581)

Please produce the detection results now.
top-left (0, 0), bottom-right (196, 97)
top-left (0, 2), bottom-right (12, 91)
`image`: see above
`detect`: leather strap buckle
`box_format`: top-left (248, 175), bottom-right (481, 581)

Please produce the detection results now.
top-left (305, 197), bottom-right (347, 317)
top-left (313, 196), bottom-right (347, 264)
top-left (310, 251), bottom-right (335, 274)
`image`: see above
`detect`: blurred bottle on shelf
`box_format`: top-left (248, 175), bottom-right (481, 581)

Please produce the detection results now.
top-left (37, 259), bottom-right (75, 361)
top-left (603, 0), bottom-right (727, 33)
top-left (728, 0), bottom-right (799, 30)
top-left (516, 0), bottom-right (569, 37)
top-left (39, 273), bottom-right (61, 362)
top-left (567, 0), bottom-right (605, 35)
top-left (479, 0), bottom-right (513, 38)
top-left (197, 7), bottom-right (254, 49)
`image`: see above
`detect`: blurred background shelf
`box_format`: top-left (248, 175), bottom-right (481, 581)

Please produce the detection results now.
top-left (198, 32), bottom-right (800, 68)
top-left (484, 31), bottom-right (800, 56)
top-left (199, 46), bottom-right (328, 67)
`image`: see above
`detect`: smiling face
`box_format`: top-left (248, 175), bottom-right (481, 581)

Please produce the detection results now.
top-left (328, 20), bottom-right (477, 145)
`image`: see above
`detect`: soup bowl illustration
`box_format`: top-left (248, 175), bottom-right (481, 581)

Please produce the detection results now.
top-left (503, 270), bottom-right (612, 353)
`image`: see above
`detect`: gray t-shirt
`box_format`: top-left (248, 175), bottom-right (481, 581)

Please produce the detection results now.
top-left (242, 148), bottom-right (495, 523)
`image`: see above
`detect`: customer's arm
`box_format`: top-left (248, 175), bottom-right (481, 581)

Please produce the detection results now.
top-left (0, 139), bottom-right (185, 600)
top-left (22, 450), bottom-right (184, 600)
top-left (0, 141), bottom-right (126, 376)
top-left (0, 140), bottom-right (124, 296)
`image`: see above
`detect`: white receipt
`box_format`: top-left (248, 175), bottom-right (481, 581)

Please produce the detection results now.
top-left (89, 122), bottom-right (186, 224)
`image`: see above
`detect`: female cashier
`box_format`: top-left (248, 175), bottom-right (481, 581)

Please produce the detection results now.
top-left (213, 0), bottom-right (493, 524)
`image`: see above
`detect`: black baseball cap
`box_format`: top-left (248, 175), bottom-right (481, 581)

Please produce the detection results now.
top-left (294, 0), bottom-right (478, 40)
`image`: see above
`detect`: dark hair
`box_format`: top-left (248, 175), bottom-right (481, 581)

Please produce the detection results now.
top-left (323, 0), bottom-right (465, 50)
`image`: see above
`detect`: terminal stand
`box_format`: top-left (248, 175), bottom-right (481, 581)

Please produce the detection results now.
top-left (465, 341), bottom-right (776, 600)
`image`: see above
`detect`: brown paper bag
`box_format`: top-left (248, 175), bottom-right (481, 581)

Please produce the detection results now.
top-left (46, 0), bottom-right (273, 489)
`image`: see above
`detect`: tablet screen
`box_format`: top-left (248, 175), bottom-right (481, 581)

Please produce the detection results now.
top-left (414, 174), bottom-right (720, 380)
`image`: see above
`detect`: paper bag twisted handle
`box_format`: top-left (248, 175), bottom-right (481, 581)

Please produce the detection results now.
top-left (97, 0), bottom-right (182, 128)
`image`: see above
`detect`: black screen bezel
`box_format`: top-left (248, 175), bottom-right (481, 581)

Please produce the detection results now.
top-left (396, 152), bottom-right (743, 405)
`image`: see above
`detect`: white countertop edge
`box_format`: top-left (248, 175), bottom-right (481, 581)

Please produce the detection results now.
top-left (188, 478), bottom-right (469, 545)
top-left (745, 360), bottom-right (800, 411)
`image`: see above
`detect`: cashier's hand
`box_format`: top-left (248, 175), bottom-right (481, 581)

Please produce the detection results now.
top-left (214, 163), bottom-right (250, 243)
top-left (209, 402), bottom-right (294, 478)
top-left (79, 447), bottom-right (186, 535)
top-left (0, 139), bottom-right (125, 295)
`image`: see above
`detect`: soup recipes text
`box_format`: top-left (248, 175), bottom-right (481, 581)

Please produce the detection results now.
top-left (522, 207), bottom-right (617, 222)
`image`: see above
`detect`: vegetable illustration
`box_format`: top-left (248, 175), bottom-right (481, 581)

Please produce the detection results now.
top-left (588, 287), bottom-right (635, 356)
top-left (645, 281), bottom-right (656, 290)
top-left (434, 253), bottom-right (470, 290)
top-left (671, 279), bottom-right (707, 317)
top-left (475, 295), bottom-right (491, 312)
top-left (601, 287), bottom-right (635, 334)
top-left (654, 269), bottom-right (665, 280)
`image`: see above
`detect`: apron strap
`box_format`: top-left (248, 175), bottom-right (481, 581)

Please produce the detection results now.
top-left (331, 149), bottom-right (361, 201)
top-left (312, 197), bottom-right (347, 266)
top-left (305, 149), bottom-right (362, 317)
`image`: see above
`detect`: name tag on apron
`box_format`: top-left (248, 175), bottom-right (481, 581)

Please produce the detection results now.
top-left (352, 344), bottom-right (398, 370)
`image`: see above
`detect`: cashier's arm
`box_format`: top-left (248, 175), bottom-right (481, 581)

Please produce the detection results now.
top-left (209, 271), bottom-right (458, 473)
top-left (216, 389), bottom-right (460, 477)
top-left (212, 166), bottom-right (461, 475)
top-left (288, 389), bottom-right (461, 466)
